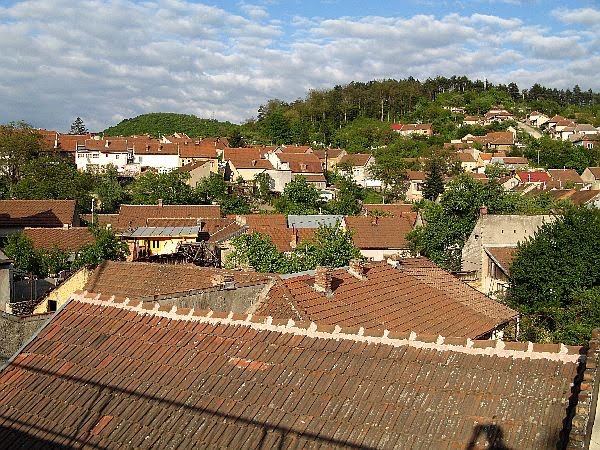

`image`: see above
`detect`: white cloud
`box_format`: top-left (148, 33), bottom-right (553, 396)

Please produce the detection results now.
top-left (0, 0), bottom-right (597, 131)
top-left (552, 7), bottom-right (600, 27)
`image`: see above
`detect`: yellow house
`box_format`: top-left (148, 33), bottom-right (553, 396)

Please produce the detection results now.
top-left (120, 226), bottom-right (203, 261)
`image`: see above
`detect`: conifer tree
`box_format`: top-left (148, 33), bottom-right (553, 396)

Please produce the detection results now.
top-left (423, 157), bottom-right (445, 201)
top-left (70, 117), bottom-right (88, 134)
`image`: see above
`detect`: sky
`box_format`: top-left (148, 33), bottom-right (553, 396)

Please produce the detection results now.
top-left (1, 0), bottom-right (599, 132)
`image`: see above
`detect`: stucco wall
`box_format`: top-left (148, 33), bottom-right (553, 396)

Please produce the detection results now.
top-left (33, 268), bottom-right (92, 314)
top-left (461, 214), bottom-right (555, 274)
top-left (0, 311), bottom-right (53, 364)
top-left (152, 281), bottom-right (273, 314)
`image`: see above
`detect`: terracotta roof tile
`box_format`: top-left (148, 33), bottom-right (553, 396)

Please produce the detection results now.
top-left (338, 153), bottom-right (372, 167)
top-left (548, 169), bottom-right (584, 184)
top-left (83, 261), bottom-right (271, 300)
top-left (0, 200), bottom-right (78, 228)
top-left (23, 227), bottom-right (95, 252)
top-left (116, 204), bottom-right (221, 229)
top-left (0, 295), bottom-right (584, 449)
top-left (275, 153), bottom-right (323, 173)
top-left (484, 246), bottom-right (518, 276)
top-left (258, 259), bottom-right (517, 339)
top-left (344, 216), bottom-right (413, 249)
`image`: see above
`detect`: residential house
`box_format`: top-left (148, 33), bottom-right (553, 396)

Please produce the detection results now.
top-left (547, 189), bottom-right (600, 208)
top-left (343, 215), bottom-right (413, 260)
top-left (572, 134), bottom-right (599, 150)
top-left (0, 291), bottom-right (592, 448)
top-left (179, 160), bottom-right (213, 187)
top-left (257, 258), bottom-right (517, 339)
top-left (462, 115), bottom-right (481, 126)
top-left (40, 131), bottom-right (91, 160)
top-left (391, 123), bottom-right (433, 137)
top-left (337, 153), bottom-right (380, 188)
top-left (485, 131), bottom-right (515, 151)
top-left (582, 167), bottom-right (600, 189)
top-left (177, 141), bottom-right (219, 171)
top-left (75, 138), bottom-right (131, 172)
top-left (405, 170), bottom-right (427, 201)
top-left (483, 108), bottom-right (514, 124)
top-left (22, 227), bottom-right (94, 255)
top-left (312, 148), bottom-right (347, 171)
top-left (266, 152), bottom-right (326, 189)
top-left (107, 203), bottom-right (221, 231)
top-left (454, 152), bottom-right (477, 172)
top-left (362, 203), bottom-right (418, 224)
top-left (515, 170), bottom-right (552, 187)
top-left (548, 168), bottom-right (586, 189)
top-left (461, 211), bottom-right (555, 294)
top-left (224, 148), bottom-right (291, 193)
top-left (482, 246), bottom-right (517, 298)
top-left (0, 200), bottom-right (80, 238)
top-left (490, 156), bottom-right (529, 171)
top-left (120, 226), bottom-right (203, 261)
top-left (527, 111), bottom-right (549, 128)
top-left (131, 141), bottom-right (179, 173)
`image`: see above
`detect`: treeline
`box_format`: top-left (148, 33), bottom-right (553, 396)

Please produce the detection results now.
top-left (103, 113), bottom-right (238, 138)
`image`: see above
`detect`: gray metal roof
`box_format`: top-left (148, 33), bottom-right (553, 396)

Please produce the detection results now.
top-left (124, 226), bottom-right (200, 237)
top-left (287, 215), bottom-right (344, 229)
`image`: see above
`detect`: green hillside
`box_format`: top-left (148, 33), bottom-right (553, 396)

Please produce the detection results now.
top-left (103, 113), bottom-right (239, 138)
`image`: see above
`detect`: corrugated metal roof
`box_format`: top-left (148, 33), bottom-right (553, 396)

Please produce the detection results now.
top-left (125, 226), bottom-right (200, 237)
top-left (287, 215), bottom-right (343, 229)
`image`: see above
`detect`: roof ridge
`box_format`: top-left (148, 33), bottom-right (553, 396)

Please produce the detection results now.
top-left (72, 291), bottom-right (583, 363)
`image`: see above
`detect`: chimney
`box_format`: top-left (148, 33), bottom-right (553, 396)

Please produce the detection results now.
top-left (348, 259), bottom-right (366, 280)
top-left (212, 274), bottom-right (235, 290)
top-left (157, 199), bottom-right (163, 207)
top-left (479, 205), bottom-right (488, 216)
top-left (371, 216), bottom-right (379, 226)
top-left (313, 266), bottom-right (332, 296)
top-left (290, 229), bottom-right (298, 249)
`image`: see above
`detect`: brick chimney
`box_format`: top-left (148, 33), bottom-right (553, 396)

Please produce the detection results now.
top-left (314, 266), bottom-right (332, 296)
top-left (157, 199), bottom-right (163, 207)
top-left (371, 216), bottom-right (379, 226)
top-left (348, 258), bottom-right (366, 280)
top-left (479, 205), bottom-right (487, 216)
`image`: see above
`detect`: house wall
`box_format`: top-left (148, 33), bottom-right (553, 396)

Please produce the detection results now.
top-left (76, 151), bottom-right (129, 172)
top-left (461, 214), bottom-right (555, 275)
top-left (481, 254), bottom-right (511, 299)
top-left (581, 169), bottom-right (600, 190)
top-left (359, 249), bottom-right (411, 262)
top-left (0, 311), bottom-right (54, 364)
top-left (152, 281), bottom-right (273, 313)
top-left (33, 268), bottom-right (92, 314)
top-left (135, 154), bottom-right (179, 172)
top-left (267, 169), bottom-right (292, 193)
top-left (186, 163), bottom-right (212, 187)
top-left (0, 265), bottom-right (12, 312)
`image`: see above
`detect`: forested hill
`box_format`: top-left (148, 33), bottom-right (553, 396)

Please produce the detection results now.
top-left (103, 113), bottom-right (238, 138)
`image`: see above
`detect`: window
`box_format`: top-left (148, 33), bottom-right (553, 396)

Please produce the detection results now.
top-left (152, 240), bottom-right (160, 249)
top-left (115, 154), bottom-right (119, 159)
top-left (48, 300), bottom-right (57, 312)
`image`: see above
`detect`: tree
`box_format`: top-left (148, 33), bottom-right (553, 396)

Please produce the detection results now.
top-left (508, 207), bottom-right (600, 344)
top-left (228, 129), bottom-right (244, 148)
top-left (253, 172), bottom-right (273, 202)
top-left (74, 227), bottom-right (130, 269)
top-left (297, 223), bottom-right (363, 269)
top-left (70, 117), bottom-right (88, 134)
top-left (422, 157), bottom-right (445, 201)
top-left (129, 170), bottom-right (195, 205)
top-left (90, 165), bottom-right (129, 213)
top-left (0, 122), bottom-right (42, 184)
top-left (13, 154), bottom-right (94, 210)
top-left (326, 175), bottom-right (363, 215)
top-left (196, 173), bottom-right (251, 214)
top-left (224, 232), bottom-right (283, 272)
top-left (3, 233), bottom-right (70, 277)
top-left (274, 177), bottom-right (321, 214)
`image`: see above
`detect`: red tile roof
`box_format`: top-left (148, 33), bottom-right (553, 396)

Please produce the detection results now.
top-left (258, 259), bottom-right (518, 339)
top-left (338, 153), bottom-right (372, 167)
top-left (548, 169), bottom-right (584, 184)
top-left (0, 200), bottom-right (78, 228)
top-left (516, 171), bottom-right (551, 183)
top-left (485, 246), bottom-right (518, 275)
top-left (23, 227), bottom-right (94, 252)
top-left (84, 138), bottom-right (128, 152)
top-left (116, 204), bottom-right (221, 229)
top-left (84, 261), bottom-right (271, 299)
top-left (0, 294), bottom-right (584, 449)
top-left (344, 216), bottom-right (413, 249)
top-left (132, 141), bottom-right (178, 155)
top-left (363, 203), bottom-right (415, 217)
top-left (178, 142), bottom-right (218, 159)
top-left (275, 153), bottom-right (323, 173)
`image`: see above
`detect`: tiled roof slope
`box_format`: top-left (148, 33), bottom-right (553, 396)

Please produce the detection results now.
top-left (0, 295), bottom-right (584, 449)
top-left (344, 216), bottom-right (413, 249)
top-left (116, 204), bottom-right (221, 229)
top-left (257, 260), bottom-right (518, 339)
top-left (398, 258), bottom-right (517, 325)
top-left (0, 200), bottom-right (77, 228)
top-left (485, 247), bottom-right (518, 275)
top-left (84, 261), bottom-right (271, 300)
top-left (23, 227), bottom-right (94, 252)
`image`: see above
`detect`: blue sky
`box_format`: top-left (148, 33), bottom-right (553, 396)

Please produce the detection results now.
top-left (0, 0), bottom-right (599, 132)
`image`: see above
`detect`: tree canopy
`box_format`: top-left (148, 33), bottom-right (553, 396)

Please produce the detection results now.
top-left (508, 207), bottom-right (600, 345)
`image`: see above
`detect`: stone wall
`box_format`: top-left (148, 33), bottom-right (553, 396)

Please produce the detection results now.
top-left (0, 311), bottom-right (53, 365)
